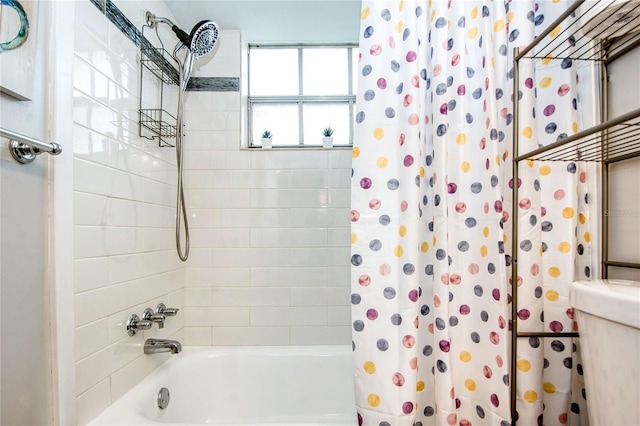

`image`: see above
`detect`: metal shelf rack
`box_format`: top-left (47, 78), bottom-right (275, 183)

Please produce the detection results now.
top-left (511, 1), bottom-right (640, 423)
top-left (138, 26), bottom-right (179, 147)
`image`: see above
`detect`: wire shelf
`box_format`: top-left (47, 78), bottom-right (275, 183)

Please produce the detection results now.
top-left (140, 48), bottom-right (179, 85)
top-left (516, 107), bottom-right (640, 163)
top-left (517, 0), bottom-right (640, 63)
top-left (139, 109), bottom-right (177, 146)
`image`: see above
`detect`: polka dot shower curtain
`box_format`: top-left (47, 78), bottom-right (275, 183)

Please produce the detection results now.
top-left (351, 1), bottom-right (598, 425)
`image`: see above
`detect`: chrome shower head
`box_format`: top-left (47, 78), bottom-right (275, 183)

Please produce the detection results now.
top-left (184, 20), bottom-right (219, 58)
top-left (146, 12), bottom-right (219, 58)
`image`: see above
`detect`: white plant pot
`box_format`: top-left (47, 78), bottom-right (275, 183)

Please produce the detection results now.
top-left (322, 137), bottom-right (334, 148)
top-left (261, 137), bottom-right (272, 149)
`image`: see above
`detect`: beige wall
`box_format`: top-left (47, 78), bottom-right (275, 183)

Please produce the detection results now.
top-left (606, 45), bottom-right (640, 281)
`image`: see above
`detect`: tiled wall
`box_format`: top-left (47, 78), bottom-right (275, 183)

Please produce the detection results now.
top-left (181, 33), bottom-right (353, 346)
top-left (72, 1), bottom-right (185, 423)
top-left (72, 0), bottom-right (352, 422)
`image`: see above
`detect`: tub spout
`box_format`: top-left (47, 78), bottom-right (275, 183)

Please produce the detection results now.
top-left (144, 338), bottom-right (182, 354)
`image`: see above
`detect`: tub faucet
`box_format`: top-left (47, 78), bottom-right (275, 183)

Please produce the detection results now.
top-left (144, 338), bottom-right (182, 354)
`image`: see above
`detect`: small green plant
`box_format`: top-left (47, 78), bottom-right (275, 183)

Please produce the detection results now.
top-left (261, 130), bottom-right (272, 138)
top-left (321, 126), bottom-right (334, 137)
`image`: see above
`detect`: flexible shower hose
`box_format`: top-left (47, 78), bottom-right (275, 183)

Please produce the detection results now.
top-left (174, 51), bottom-right (190, 262)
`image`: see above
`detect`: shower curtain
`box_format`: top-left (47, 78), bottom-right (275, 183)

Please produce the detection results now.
top-left (351, 1), bottom-right (597, 424)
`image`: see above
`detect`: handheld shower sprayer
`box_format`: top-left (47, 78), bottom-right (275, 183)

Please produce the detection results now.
top-left (144, 11), bottom-right (220, 262)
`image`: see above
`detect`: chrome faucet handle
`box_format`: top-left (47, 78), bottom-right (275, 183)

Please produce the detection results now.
top-left (143, 308), bottom-right (166, 329)
top-left (156, 303), bottom-right (179, 317)
top-left (126, 314), bottom-right (153, 336)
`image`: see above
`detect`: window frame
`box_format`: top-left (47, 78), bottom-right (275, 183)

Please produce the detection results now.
top-left (247, 43), bottom-right (358, 148)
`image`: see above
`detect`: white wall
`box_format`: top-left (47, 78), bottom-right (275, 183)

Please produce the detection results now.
top-left (181, 33), bottom-right (353, 346)
top-left (0, 1), bottom-right (53, 424)
top-left (606, 45), bottom-right (640, 281)
top-left (71, 1), bottom-right (185, 423)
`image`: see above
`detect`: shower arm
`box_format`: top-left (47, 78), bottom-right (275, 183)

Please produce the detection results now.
top-left (145, 12), bottom-right (191, 47)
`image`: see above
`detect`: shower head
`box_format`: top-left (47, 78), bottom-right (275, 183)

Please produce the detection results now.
top-left (146, 12), bottom-right (219, 58)
top-left (183, 20), bottom-right (219, 58)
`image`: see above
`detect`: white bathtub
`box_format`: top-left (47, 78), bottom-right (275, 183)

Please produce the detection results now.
top-left (88, 346), bottom-right (357, 425)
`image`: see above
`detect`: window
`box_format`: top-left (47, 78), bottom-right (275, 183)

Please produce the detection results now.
top-left (248, 44), bottom-right (358, 148)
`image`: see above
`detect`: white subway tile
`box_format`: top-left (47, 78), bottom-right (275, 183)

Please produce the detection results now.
top-left (191, 228), bottom-right (251, 248)
top-left (110, 351), bottom-right (168, 402)
top-left (290, 326), bottom-right (351, 345)
top-left (250, 267), bottom-right (328, 287)
top-left (212, 327), bottom-right (290, 346)
top-left (328, 306), bottom-right (351, 326)
top-left (211, 268), bottom-right (251, 286)
top-left (75, 319), bottom-right (109, 361)
top-left (328, 149), bottom-right (353, 169)
top-left (183, 248), bottom-right (213, 268)
top-left (185, 92), bottom-right (215, 112)
top-left (289, 247), bottom-right (351, 267)
top-left (184, 307), bottom-right (250, 327)
top-left (328, 227), bottom-right (350, 246)
top-left (143, 227), bottom-right (173, 251)
top-left (186, 189), bottom-right (251, 209)
top-left (184, 288), bottom-right (213, 307)
top-left (211, 248), bottom-right (290, 267)
top-left (106, 197), bottom-right (139, 227)
top-left (228, 169), bottom-right (290, 189)
top-left (75, 379), bottom-right (111, 426)
top-left (75, 278), bottom-right (148, 327)
top-left (184, 170), bottom-right (214, 189)
top-left (250, 228), bottom-right (327, 248)
top-left (326, 286), bottom-right (350, 306)
top-left (290, 208), bottom-right (330, 227)
top-left (211, 287), bottom-right (290, 307)
top-left (73, 91), bottom-right (121, 137)
top-left (74, 159), bottom-right (112, 197)
top-left (184, 327), bottom-right (213, 346)
top-left (75, 258), bottom-right (110, 293)
top-left (290, 170), bottom-right (331, 188)
top-left (75, 192), bottom-right (108, 226)
top-left (250, 188), bottom-right (329, 208)
top-left (186, 110), bottom-right (240, 131)
top-left (328, 188), bottom-right (351, 207)
top-left (184, 268), bottom-right (215, 287)
top-left (250, 150), bottom-right (327, 170)
top-left (110, 169), bottom-right (146, 201)
top-left (328, 266), bottom-right (350, 286)
top-left (250, 307), bottom-right (326, 326)
top-left (212, 209), bottom-right (291, 228)
top-left (73, 124), bottom-right (110, 166)
top-left (108, 254), bottom-right (146, 285)
top-left (75, 337), bottom-right (142, 395)
top-left (182, 130), bottom-right (214, 150)
top-left (290, 287), bottom-right (329, 306)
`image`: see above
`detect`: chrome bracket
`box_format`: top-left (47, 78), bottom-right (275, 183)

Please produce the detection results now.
top-left (8, 140), bottom-right (63, 164)
top-left (9, 140), bottom-right (39, 164)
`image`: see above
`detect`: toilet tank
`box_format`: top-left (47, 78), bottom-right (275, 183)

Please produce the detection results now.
top-left (570, 279), bottom-right (640, 425)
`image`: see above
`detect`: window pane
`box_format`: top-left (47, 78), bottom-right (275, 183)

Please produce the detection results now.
top-left (249, 49), bottom-right (298, 96)
top-left (252, 103), bottom-right (299, 146)
top-left (352, 48), bottom-right (358, 95)
top-left (302, 103), bottom-right (350, 146)
top-left (303, 48), bottom-right (348, 95)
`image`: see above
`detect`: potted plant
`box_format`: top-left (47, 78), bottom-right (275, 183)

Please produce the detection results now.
top-left (321, 126), bottom-right (334, 148)
top-left (261, 130), bottom-right (273, 149)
